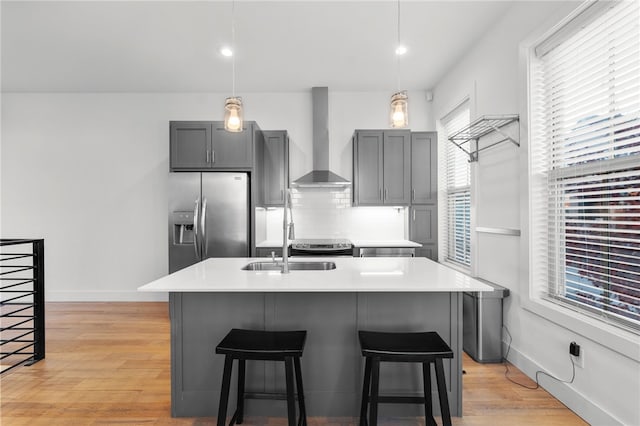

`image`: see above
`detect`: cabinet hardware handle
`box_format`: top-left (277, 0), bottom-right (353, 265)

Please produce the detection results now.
top-left (413, 210), bottom-right (416, 221)
top-left (193, 198), bottom-right (201, 259)
top-left (384, 188), bottom-right (388, 200)
top-left (206, 150), bottom-right (210, 163)
top-left (211, 150), bottom-right (215, 163)
top-left (412, 189), bottom-right (415, 201)
top-left (201, 198), bottom-right (208, 257)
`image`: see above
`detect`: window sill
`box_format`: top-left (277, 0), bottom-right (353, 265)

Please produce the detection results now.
top-left (522, 295), bottom-right (640, 362)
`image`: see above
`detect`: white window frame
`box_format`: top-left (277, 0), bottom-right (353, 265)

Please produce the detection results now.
top-left (519, 0), bottom-right (640, 360)
top-left (439, 99), bottom-right (473, 272)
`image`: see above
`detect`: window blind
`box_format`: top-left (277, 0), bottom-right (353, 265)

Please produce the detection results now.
top-left (443, 103), bottom-right (471, 266)
top-left (531, 0), bottom-right (640, 330)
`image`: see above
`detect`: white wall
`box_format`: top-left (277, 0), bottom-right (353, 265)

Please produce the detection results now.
top-left (0, 90), bottom-right (431, 301)
top-left (431, 1), bottom-right (638, 425)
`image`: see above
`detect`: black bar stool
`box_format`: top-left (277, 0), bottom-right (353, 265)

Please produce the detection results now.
top-left (215, 328), bottom-right (307, 426)
top-left (358, 330), bottom-right (454, 426)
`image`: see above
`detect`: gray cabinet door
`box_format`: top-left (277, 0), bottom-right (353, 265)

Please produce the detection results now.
top-left (410, 205), bottom-right (438, 260)
top-left (353, 131), bottom-right (384, 205)
top-left (210, 122), bottom-right (253, 169)
top-left (170, 121), bottom-right (254, 170)
top-left (415, 246), bottom-right (437, 260)
top-left (170, 121), bottom-right (211, 170)
top-left (383, 130), bottom-right (411, 205)
top-left (262, 131), bottom-right (289, 206)
top-left (411, 132), bottom-right (437, 204)
top-left (256, 247), bottom-right (283, 257)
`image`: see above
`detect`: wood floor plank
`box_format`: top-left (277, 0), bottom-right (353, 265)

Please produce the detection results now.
top-left (0, 302), bottom-right (588, 425)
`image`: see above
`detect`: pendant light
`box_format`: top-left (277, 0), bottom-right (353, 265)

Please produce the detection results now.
top-left (390, 0), bottom-right (408, 128)
top-left (224, 0), bottom-right (243, 132)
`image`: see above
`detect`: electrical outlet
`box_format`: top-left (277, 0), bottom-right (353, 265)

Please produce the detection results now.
top-left (569, 341), bottom-right (580, 356)
top-left (570, 341), bottom-right (584, 368)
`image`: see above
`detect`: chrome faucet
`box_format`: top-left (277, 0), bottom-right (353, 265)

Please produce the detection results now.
top-left (282, 188), bottom-right (295, 273)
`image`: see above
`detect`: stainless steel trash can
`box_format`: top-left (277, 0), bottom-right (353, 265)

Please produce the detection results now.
top-left (463, 279), bottom-right (510, 363)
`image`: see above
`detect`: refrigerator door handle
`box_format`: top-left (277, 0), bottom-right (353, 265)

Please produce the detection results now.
top-left (193, 198), bottom-right (201, 259)
top-left (201, 198), bottom-right (208, 258)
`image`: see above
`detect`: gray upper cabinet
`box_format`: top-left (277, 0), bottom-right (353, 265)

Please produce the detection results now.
top-left (261, 131), bottom-right (289, 207)
top-left (352, 130), bottom-right (410, 206)
top-left (383, 131), bottom-right (411, 204)
top-left (210, 123), bottom-right (253, 168)
top-left (170, 121), bottom-right (254, 170)
top-left (353, 131), bottom-right (384, 205)
top-left (170, 121), bottom-right (211, 169)
top-left (411, 132), bottom-right (437, 204)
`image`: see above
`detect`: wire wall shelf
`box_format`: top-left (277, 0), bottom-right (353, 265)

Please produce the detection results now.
top-left (448, 114), bottom-right (519, 162)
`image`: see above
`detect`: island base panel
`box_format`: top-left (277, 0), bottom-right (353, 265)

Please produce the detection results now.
top-left (170, 292), bottom-right (462, 417)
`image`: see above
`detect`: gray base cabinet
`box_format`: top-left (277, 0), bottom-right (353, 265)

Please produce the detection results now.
top-left (355, 247), bottom-right (416, 257)
top-left (410, 205), bottom-right (438, 261)
top-left (169, 291), bottom-right (463, 418)
top-left (255, 247), bottom-right (283, 257)
top-left (170, 121), bottom-right (254, 170)
top-left (415, 246), bottom-right (437, 260)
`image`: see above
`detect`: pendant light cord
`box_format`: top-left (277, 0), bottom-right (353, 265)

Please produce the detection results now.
top-left (231, 0), bottom-right (236, 97)
top-left (396, 0), bottom-right (401, 91)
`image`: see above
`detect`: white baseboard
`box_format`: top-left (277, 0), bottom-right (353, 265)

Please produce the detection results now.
top-left (504, 342), bottom-right (622, 426)
top-left (46, 291), bottom-right (168, 302)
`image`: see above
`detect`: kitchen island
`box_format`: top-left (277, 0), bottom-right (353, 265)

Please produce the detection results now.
top-left (138, 257), bottom-right (493, 418)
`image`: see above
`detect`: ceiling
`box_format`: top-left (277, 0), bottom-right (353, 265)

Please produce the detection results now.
top-left (1, 1), bottom-right (514, 93)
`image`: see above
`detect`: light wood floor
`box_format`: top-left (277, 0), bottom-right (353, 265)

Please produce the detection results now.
top-left (0, 302), bottom-right (588, 426)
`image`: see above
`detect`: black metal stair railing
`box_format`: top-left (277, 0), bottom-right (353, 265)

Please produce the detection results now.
top-left (0, 239), bottom-right (45, 374)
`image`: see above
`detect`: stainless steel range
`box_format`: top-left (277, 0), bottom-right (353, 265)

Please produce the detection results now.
top-left (290, 238), bottom-right (354, 256)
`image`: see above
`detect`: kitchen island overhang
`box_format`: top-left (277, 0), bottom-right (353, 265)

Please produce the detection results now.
top-left (139, 257), bottom-right (494, 418)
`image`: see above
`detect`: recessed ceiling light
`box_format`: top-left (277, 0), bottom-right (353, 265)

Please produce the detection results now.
top-left (220, 47), bottom-right (233, 57)
top-left (395, 45), bottom-right (407, 55)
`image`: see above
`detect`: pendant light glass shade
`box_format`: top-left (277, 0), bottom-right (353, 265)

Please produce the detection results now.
top-left (224, 96), bottom-right (243, 132)
top-left (390, 91), bottom-right (408, 128)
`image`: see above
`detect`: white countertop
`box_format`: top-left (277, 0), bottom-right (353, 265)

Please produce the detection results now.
top-left (256, 239), bottom-right (422, 248)
top-left (138, 257), bottom-right (493, 293)
top-left (351, 239), bottom-right (422, 248)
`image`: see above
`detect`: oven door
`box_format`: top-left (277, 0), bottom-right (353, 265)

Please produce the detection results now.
top-left (290, 247), bottom-right (354, 257)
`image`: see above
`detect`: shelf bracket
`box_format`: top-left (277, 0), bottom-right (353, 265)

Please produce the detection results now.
top-left (447, 114), bottom-right (519, 162)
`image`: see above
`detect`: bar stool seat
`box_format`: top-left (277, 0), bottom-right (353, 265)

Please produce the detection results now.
top-left (216, 328), bottom-right (307, 426)
top-left (358, 330), bottom-right (454, 426)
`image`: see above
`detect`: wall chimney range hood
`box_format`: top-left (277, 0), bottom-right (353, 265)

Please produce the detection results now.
top-left (291, 87), bottom-right (350, 188)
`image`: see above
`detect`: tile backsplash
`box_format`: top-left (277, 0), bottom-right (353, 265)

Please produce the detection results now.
top-left (258, 188), bottom-right (407, 241)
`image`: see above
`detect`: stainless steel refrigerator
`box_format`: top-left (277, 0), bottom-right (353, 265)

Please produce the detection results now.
top-left (168, 172), bottom-right (249, 273)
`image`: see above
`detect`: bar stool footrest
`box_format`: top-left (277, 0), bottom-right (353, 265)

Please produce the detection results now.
top-left (243, 391), bottom-right (301, 401)
top-left (377, 395), bottom-right (426, 404)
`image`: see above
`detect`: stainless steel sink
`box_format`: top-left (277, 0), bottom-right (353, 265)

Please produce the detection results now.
top-left (242, 261), bottom-right (336, 271)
